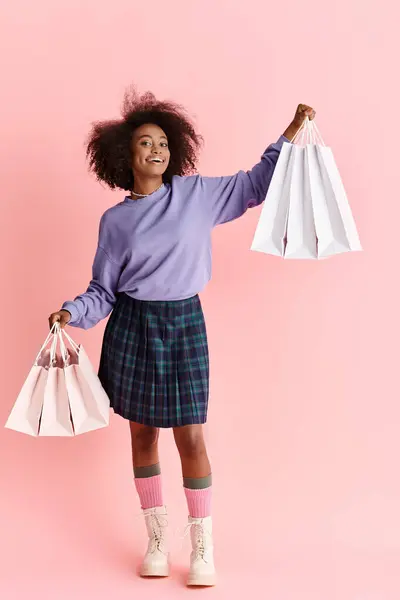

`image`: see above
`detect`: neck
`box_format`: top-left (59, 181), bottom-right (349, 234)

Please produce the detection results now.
top-left (132, 176), bottom-right (163, 197)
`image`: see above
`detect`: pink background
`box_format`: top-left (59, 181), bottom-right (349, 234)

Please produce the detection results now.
top-left (0, 1), bottom-right (398, 598)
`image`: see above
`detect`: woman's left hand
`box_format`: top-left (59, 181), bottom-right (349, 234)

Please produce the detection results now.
top-left (283, 104), bottom-right (316, 142)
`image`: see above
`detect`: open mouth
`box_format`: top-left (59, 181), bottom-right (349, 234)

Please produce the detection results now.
top-left (147, 157), bottom-right (165, 164)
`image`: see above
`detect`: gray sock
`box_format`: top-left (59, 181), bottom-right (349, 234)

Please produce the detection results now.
top-left (183, 474), bottom-right (212, 489)
top-left (134, 463), bottom-right (161, 479)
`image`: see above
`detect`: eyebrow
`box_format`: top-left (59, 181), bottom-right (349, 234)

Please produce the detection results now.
top-left (137, 134), bottom-right (168, 141)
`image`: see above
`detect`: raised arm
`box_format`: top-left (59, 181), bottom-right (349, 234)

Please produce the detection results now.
top-left (201, 104), bottom-right (315, 227)
top-left (201, 136), bottom-right (288, 226)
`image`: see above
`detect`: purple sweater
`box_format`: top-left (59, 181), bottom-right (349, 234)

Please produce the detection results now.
top-left (62, 135), bottom-right (288, 329)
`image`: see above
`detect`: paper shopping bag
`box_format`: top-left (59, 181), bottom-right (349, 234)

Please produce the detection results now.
top-left (38, 363), bottom-right (74, 437)
top-left (4, 365), bottom-right (48, 437)
top-left (289, 118), bottom-right (362, 259)
top-left (5, 323), bottom-right (110, 437)
top-left (60, 329), bottom-right (110, 435)
top-left (251, 117), bottom-right (362, 260)
top-left (250, 142), bottom-right (295, 256)
top-left (4, 325), bottom-right (61, 436)
top-left (284, 144), bottom-right (318, 259)
top-left (308, 143), bottom-right (362, 258)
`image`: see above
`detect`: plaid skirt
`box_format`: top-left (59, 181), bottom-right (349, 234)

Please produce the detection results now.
top-left (98, 292), bottom-right (209, 428)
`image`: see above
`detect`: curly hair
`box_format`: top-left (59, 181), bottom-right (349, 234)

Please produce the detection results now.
top-left (86, 87), bottom-right (203, 191)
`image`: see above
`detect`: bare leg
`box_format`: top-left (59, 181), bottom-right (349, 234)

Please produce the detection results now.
top-left (173, 424), bottom-right (211, 479)
top-left (129, 421), bottom-right (160, 470)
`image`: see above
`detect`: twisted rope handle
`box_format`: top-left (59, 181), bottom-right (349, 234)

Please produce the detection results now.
top-left (290, 117), bottom-right (325, 146)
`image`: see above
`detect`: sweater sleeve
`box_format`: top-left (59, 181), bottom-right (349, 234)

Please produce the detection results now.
top-left (200, 135), bottom-right (289, 227)
top-left (61, 217), bottom-right (123, 330)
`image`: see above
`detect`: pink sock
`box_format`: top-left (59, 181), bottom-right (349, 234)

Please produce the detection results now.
top-left (184, 486), bottom-right (212, 518)
top-left (134, 474), bottom-right (163, 509)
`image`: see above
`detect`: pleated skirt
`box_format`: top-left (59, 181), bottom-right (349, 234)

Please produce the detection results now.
top-left (98, 292), bottom-right (209, 428)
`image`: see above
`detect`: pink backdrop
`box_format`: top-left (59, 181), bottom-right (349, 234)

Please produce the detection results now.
top-left (0, 1), bottom-right (398, 598)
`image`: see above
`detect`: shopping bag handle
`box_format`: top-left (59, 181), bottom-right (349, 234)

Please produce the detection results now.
top-left (34, 321), bottom-right (75, 367)
top-left (53, 326), bottom-right (67, 366)
top-left (59, 327), bottom-right (80, 354)
top-left (55, 323), bottom-right (80, 366)
top-left (34, 321), bottom-right (60, 366)
top-left (291, 117), bottom-right (325, 147)
top-left (34, 321), bottom-right (81, 367)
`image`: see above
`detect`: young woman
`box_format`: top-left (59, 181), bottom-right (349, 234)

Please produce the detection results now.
top-left (49, 90), bottom-right (315, 587)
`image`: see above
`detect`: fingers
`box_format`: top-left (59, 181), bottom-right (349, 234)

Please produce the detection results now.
top-left (298, 104), bottom-right (316, 120)
top-left (49, 310), bottom-right (71, 331)
top-left (49, 314), bottom-right (59, 330)
top-left (48, 313), bottom-right (66, 331)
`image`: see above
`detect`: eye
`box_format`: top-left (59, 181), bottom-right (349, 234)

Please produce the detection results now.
top-left (141, 140), bottom-right (152, 146)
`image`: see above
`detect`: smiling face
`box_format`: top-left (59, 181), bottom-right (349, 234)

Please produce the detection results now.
top-left (131, 123), bottom-right (170, 183)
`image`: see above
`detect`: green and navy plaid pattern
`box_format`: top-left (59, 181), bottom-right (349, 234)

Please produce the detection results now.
top-left (98, 293), bottom-right (209, 428)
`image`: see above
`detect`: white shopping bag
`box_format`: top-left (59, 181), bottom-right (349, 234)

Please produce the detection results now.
top-left (5, 323), bottom-right (110, 437)
top-left (251, 117), bottom-right (362, 259)
top-left (284, 144), bottom-right (318, 259)
top-left (307, 140), bottom-right (362, 258)
top-left (4, 324), bottom-right (72, 436)
top-left (38, 331), bottom-right (74, 437)
top-left (250, 142), bottom-right (295, 256)
top-left (59, 328), bottom-right (110, 435)
top-left (4, 363), bottom-right (47, 437)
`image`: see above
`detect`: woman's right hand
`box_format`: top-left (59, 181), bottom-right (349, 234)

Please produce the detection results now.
top-left (48, 309), bottom-right (71, 331)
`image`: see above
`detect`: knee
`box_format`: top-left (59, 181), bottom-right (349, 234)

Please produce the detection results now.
top-left (174, 427), bottom-right (205, 459)
top-left (131, 425), bottom-right (159, 453)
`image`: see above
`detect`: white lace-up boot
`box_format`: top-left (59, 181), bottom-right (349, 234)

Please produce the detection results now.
top-left (186, 515), bottom-right (216, 586)
top-left (139, 506), bottom-right (169, 577)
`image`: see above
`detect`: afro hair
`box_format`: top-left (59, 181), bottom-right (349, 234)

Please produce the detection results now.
top-left (86, 87), bottom-right (203, 191)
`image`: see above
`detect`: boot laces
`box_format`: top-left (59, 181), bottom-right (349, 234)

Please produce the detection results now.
top-left (135, 510), bottom-right (168, 554)
top-left (181, 521), bottom-right (210, 562)
top-left (148, 513), bottom-right (168, 553)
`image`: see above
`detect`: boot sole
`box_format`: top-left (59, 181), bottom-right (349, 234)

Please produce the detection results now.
top-left (187, 573), bottom-right (217, 587)
top-left (140, 564), bottom-right (170, 577)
